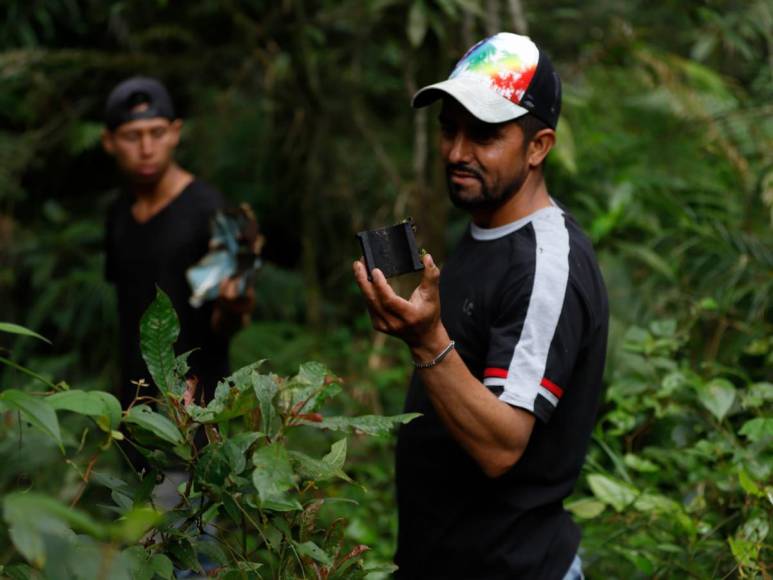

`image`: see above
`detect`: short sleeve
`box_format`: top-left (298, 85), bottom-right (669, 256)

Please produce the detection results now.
top-left (483, 214), bottom-right (585, 423)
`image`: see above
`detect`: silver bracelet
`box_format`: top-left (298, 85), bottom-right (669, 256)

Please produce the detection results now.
top-left (412, 340), bottom-right (456, 369)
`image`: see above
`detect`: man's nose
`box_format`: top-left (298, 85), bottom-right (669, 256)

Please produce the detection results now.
top-left (139, 134), bottom-right (155, 156)
top-left (446, 133), bottom-right (472, 164)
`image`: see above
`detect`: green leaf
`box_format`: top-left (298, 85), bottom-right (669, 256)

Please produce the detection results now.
top-left (139, 288), bottom-right (181, 396)
top-left (0, 322), bottom-right (51, 344)
top-left (739, 417), bottom-right (773, 442)
top-left (289, 439), bottom-right (351, 483)
top-left (125, 404), bottom-right (183, 445)
top-left (293, 540), bottom-right (332, 566)
top-left (728, 536), bottom-right (758, 567)
top-left (565, 498), bottom-right (606, 519)
top-left (0, 390), bottom-right (62, 450)
top-left (739, 469), bottom-right (764, 497)
top-left (252, 443), bottom-right (297, 509)
top-left (252, 374), bottom-right (278, 435)
top-left (697, 378), bottom-right (736, 421)
top-left (587, 474), bottom-right (637, 512)
top-left (299, 413), bottom-right (420, 436)
top-left (47, 390), bottom-right (122, 431)
top-left (112, 506), bottom-right (162, 543)
top-left (150, 554), bottom-right (174, 579)
top-left (223, 431), bottom-right (262, 474)
top-left (3, 492), bottom-right (107, 567)
top-left (623, 453), bottom-right (659, 473)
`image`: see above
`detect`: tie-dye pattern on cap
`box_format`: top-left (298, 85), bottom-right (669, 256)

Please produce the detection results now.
top-left (450, 33), bottom-right (539, 106)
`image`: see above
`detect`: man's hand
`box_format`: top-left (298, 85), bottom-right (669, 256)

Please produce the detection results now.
top-left (211, 276), bottom-right (255, 336)
top-left (353, 253), bottom-right (446, 350)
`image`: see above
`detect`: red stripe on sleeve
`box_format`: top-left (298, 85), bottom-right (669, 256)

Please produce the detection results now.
top-left (540, 377), bottom-right (564, 398)
top-left (484, 367), bottom-right (508, 379)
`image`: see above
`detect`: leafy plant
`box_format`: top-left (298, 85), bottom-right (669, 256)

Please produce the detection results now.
top-left (0, 290), bottom-right (417, 578)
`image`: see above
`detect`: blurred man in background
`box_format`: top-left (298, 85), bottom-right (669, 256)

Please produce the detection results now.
top-left (354, 33), bottom-right (607, 579)
top-left (102, 77), bottom-right (252, 411)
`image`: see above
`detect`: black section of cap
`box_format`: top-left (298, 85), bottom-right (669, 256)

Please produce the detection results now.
top-left (104, 77), bottom-right (176, 130)
top-left (519, 50), bottom-right (562, 129)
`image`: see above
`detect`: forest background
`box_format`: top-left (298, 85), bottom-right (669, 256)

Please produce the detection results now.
top-left (0, 0), bottom-right (771, 578)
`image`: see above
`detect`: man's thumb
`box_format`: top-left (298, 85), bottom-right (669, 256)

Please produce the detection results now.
top-left (420, 253), bottom-right (440, 289)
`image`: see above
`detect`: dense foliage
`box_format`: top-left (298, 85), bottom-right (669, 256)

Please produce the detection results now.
top-left (1, 0), bottom-right (771, 578)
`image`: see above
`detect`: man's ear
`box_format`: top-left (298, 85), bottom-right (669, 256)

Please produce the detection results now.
top-left (527, 128), bottom-right (556, 168)
top-left (169, 119), bottom-right (183, 147)
top-left (101, 129), bottom-right (115, 156)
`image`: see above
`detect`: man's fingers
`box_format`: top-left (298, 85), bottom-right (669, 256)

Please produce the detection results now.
top-left (371, 268), bottom-right (410, 315)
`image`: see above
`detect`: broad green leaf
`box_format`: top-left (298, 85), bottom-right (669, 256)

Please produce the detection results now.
top-left (168, 539), bottom-right (201, 574)
top-left (112, 506), bottom-right (162, 543)
top-left (187, 366), bottom-right (263, 424)
top-left (283, 362), bottom-right (340, 414)
top-left (0, 322), bottom-right (50, 344)
top-left (299, 413), bottom-right (420, 436)
top-left (739, 417), bottom-right (773, 442)
top-left (728, 536), bottom-right (758, 567)
top-left (150, 554), bottom-right (174, 579)
top-left (139, 288), bottom-right (180, 396)
top-left (742, 382), bottom-right (773, 409)
top-left (565, 498), bottom-right (606, 519)
top-left (3, 492), bottom-right (107, 566)
top-left (122, 546), bottom-right (154, 580)
top-left (697, 378), bottom-right (736, 421)
top-left (741, 516), bottom-right (769, 543)
top-left (0, 390), bottom-right (62, 450)
top-left (739, 469), bottom-right (764, 497)
top-left (125, 404), bottom-right (183, 445)
top-left (289, 439), bottom-right (351, 483)
top-left (252, 443), bottom-right (296, 508)
top-left (252, 374), bottom-right (278, 435)
top-left (587, 474), bottom-right (637, 512)
top-left (196, 444), bottom-right (231, 489)
top-left (47, 390), bottom-right (122, 431)
top-left (223, 432), bottom-right (262, 474)
top-left (293, 540), bottom-right (332, 566)
top-left (293, 542), bottom-right (333, 566)
top-left (623, 453), bottom-right (659, 473)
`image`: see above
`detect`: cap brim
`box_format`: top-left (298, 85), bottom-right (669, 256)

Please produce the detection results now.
top-left (412, 76), bottom-right (529, 124)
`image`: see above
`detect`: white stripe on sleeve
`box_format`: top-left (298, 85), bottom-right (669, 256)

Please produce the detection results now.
top-left (499, 210), bottom-right (570, 410)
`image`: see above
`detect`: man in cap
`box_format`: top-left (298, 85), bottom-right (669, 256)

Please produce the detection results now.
top-left (354, 33), bottom-right (607, 578)
top-left (102, 77), bottom-right (251, 411)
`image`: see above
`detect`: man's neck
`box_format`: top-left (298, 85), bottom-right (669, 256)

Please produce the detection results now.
top-left (471, 170), bottom-right (551, 229)
top-left (130, 164), bottom-right (194, 223)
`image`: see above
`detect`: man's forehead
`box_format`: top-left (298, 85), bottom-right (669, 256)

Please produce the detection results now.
top-left (113, 117), bottom-right (173, 133)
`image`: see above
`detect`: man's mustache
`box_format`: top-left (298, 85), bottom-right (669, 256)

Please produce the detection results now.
top-left (446, 163), bottom-right (483, 181)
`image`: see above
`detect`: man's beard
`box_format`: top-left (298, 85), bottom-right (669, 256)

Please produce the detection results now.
top-left (445, 163), bottom-right (528, 212)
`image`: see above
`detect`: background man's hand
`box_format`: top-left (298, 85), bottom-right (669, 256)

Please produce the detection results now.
top-left (211, 276), bottom-right (255, 336)
top-left (353, 253), bottom-right (447, 351)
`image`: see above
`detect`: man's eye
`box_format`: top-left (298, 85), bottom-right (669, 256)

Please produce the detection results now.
top-left (122, 132), bottom-right (140, 142)
top-left (151, 128), bottom-right (166, 138)
top-left (439, 123), bottom-right (455, 136)
top-left (470, 128), bottom-right (498, 143)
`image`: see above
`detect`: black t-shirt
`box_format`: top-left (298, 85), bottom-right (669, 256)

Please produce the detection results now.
top-left (395, 205), bottom-right (608, 580)
top-left (105, 179), bottom-right (229, 406)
